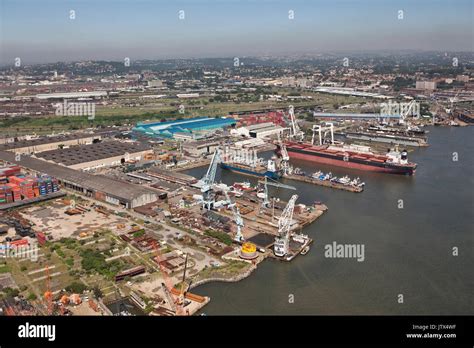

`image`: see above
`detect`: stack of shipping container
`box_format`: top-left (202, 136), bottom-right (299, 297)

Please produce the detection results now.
top-left (0, 166), bottom-right (60, 205)
top-left (234, 111), bottom-right (286, 127)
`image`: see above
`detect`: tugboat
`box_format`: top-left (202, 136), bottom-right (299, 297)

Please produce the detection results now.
top-left (300, 246), bottom-right (310, 255)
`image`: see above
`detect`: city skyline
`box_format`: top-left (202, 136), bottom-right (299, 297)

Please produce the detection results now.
top-left (1, 0), bottom-right (473, 65)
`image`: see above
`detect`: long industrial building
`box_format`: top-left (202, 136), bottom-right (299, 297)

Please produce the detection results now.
top-left (231, 122), bottom-right (286, 138)
top-left (0, 133), bottom-right (102, 154)
top-left (33, 141), bottom-right (153, 170)
top-left (0, 151), bottom-right (158, 208)
top-left (133, 117), bottom-right (236, 139)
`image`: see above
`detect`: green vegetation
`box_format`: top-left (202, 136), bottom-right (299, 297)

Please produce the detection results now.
top-left (132, 230), bottom-right (145, 238)
top-left (65, 281), bottom-right (88, 294)
top-left (60, 238), bottom-right (77, 250)
top-left (2, 287), bottom-right (20, 297)
top-left (27, 293), bottom-right (37, 301)
top-left (80, 249), bottom-right (123, 278)
top-left (196, 260), bottom-right (250, 281)
top-left (56, 248), bottom-right (65, 258)
top-left (92, 286), bottom-right (103, 299)
top-left (204, 230), bottom-right (233, 246)
top-left (0, 264), bottom-right (11, 273)
top-left (65, 258), bottom-right (74, 267)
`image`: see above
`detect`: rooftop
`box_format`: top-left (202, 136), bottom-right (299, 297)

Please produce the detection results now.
top-left (34, 140), bottom-right (151, 166)
top-left (134, 117), bottom-right (236, 138)
top-left (0, 133), bottom-right (101, 151)
top-left (0, 151), bottom-right (156, 202)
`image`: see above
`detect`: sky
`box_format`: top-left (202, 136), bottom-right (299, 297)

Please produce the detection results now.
top-left (0, 0), bottom-right (473, 64)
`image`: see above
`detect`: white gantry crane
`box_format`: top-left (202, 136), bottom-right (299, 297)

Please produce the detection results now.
top-left (288, 105), bottom-right (305, 141)
top-left (222, 189), bottom-right (244, 242)
top-left (274, 194), bottom-right (298, 257)
top-left (200, 148), bottom-right (221, 210)
top-left (312, 122), bottom-right (334, 145)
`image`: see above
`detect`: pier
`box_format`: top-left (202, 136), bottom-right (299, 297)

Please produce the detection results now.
top-left (283, 173), bottom-right (364, 193)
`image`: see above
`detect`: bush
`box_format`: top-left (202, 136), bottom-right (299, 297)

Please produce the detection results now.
top-left (3, 287), bottom-right (20, 297)
top-left (65, 282), bottom-right (87, 294)
top-left (204, 230), bottom-right (233, 246)
top-left (92, 286), bottom-right (103, 299)
top-left (80, 249), bottom-right (122, 278)
top-left (27, 293), bottom-right (37, 301)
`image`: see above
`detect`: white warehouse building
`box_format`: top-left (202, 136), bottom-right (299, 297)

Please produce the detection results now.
top-left (231, 122), bottom-right (287, 139)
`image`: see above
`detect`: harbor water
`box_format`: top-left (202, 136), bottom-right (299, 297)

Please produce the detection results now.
top-left (187, 126), bottom-right (473, 315)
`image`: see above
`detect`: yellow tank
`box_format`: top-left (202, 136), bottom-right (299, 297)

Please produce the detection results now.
top-left (240, 242), bottom-right (258, 260)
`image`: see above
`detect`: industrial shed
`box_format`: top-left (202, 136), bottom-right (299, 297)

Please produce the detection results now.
top-left (0, 151), bottom-right (158, 208)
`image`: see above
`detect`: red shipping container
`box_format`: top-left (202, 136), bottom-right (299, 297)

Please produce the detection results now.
top-left (36, 232), bottom-right (46, 246)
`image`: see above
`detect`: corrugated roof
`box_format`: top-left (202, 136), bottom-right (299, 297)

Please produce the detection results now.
top-left (0, 151), bottom-right (156, 202)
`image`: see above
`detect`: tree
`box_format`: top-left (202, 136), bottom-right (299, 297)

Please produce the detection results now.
top-left (92, 286), bottom-right (103, 299)
top-left (65, 282), bottom-right (87, 294)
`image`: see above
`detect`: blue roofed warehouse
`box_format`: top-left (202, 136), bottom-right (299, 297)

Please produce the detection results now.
top-left (132, 117), bottom-right (236, 139)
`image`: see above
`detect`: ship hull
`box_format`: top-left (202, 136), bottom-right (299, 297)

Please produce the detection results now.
top-left (285, 147), bottom-right (415, 175)
top-left (220, 163), bottom-right (282, 179)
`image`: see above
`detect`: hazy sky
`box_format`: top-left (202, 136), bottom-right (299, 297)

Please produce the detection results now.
top-left (1, 0), bottom-right (473, 64)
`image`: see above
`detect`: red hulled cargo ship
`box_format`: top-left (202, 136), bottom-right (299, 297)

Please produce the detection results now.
top-left (281, 142), bottom-right (417, 175)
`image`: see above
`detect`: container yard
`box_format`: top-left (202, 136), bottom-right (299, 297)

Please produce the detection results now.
top-left (0, 165), bottom-right (61, 208)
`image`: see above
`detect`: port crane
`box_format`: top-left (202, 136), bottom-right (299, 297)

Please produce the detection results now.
top-left (288, 105), bottom-right (305, 141)
top-left (312, 123), bottom-right (335, 146)
top-left (274, 194), bottom-right (298, 257)
top-left (44, 264), bottom-right (53, 315)
top-left (200, 148), bottom-right (221, 210)
top-left (276, 132), bottom-right (290, 175)
top-left (222, 188), bottom-right (244, 242)
top-left (446, 91), bottom-right (461, 115)
top-left (152, 241), bottom-right (184, 315)
top-left (399, 99), bottom-right (418, 125)
top-left (177, 254), bottom-right (189, 313)
top-left (259, 176), bottom-right (296, 209)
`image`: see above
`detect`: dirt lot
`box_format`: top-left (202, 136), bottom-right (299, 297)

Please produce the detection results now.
top-left (20, 200), bottom-right (129, 240)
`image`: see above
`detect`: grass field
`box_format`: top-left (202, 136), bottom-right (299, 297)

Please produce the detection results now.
top-left (0, 92), bottom-right (368, 136)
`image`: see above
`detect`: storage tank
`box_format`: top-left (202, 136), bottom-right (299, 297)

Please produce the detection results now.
top-left (240, 242), bottom-right (258, 260)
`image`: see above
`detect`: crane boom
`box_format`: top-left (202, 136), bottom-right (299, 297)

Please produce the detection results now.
top-left (274, 194), bottom-right (298, 257)
top-left (288, 105), bottom-right (304, 141)
top-left (222, 188), bottom-right (244, 242)
top-left (200, 149), bottom-right (221, 210)
top-left (259, 177), bottom-right (296, 209)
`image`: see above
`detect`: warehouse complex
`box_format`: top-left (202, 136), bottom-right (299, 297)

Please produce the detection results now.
top-left (0, 133), bottom-right (102, 154)
top-left (132, 117), bottom-right (236, 139)
top-left (0, 151), bottom-right (159, 208)
top-left (33, 141), bottom-right (153, 170)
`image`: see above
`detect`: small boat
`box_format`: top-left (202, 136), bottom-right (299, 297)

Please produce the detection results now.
top-left (293, 167), bottom-right (306, 176)
top-left (233, 181), bottom-right (255, 192)
top-left (301, 246), bottom-right (310, 255)
top-left (338, 175), bottom-right (351, 185)
top-left (228, 186), bottom-right (243, 197)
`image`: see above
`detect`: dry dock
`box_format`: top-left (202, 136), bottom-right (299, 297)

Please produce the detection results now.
top-left (283, 174), bottom-right (364, 193)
